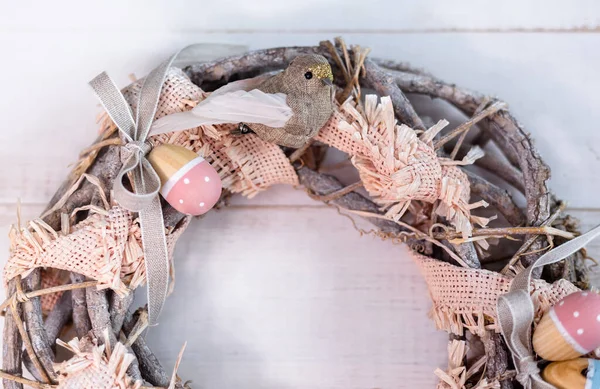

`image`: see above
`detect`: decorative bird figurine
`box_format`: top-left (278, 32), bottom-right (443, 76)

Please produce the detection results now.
top-left (149, 54), bottom-right (336, 148)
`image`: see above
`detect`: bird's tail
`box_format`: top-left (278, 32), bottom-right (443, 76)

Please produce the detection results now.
top-left (149, 111), bottom-right (216, 136)
top-left (149, 89), bottom-right (293, 136)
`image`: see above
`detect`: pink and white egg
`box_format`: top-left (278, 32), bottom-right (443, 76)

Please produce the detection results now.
top-left (533, 290), bottom-right (600, 361)
top-left (147, 144), bottom-right (222, 216)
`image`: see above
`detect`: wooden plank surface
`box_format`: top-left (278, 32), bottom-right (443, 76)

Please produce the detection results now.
top-left (1, 1), bottom-right (599, 388)
top-left (1, 0), bottom-right (598, 31)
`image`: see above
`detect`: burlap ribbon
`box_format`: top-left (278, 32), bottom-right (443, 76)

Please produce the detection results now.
top-left (89, 51), bottom-right (182, 325)
top-left (497, 224), bottom-right (600, 389)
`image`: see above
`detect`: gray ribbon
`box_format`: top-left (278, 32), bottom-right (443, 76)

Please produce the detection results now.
top-left (497, 224), bottom-right (600, 389)
top-left (89, 51), bottom-right (182, 325)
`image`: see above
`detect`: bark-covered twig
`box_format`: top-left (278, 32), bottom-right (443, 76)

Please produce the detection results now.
top-left (123, 310), bottom-right (170, 387)
top-left (449, 242), bottom-right (480, 269)
top-left (70, 273), bottom-right (92, 338)
top-left (86, 287), bottom-right (117, 347)
top-left (433, 226), bottom-right (573, 241)
top-left (110, 291), bottom-right (135, 336)
top-left (21, 270), bottom-right (56, 382)
top-left (463, 170), bottom-right (526, 227)
top-left (13, 143), bottom-right (125, 386)
top-left (44, 290), bottom-right (72, 347)
top-left (361, 58), bottom-right (425, 131)
top-left (185, 46), bottom-right (320, 89)
top-left (44, 145), bottom-right (122, 231)
top-left (451, 142), bottom-right (525, 193)
top-left (2, 279), bottom-right (23, 389)
top-left (482, 331), bottom-right (514, 389)
top-left (297, 167), bottom-right (412, 236)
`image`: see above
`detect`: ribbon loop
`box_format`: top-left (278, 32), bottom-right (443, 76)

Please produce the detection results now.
top-left (89, 72), bottom-right (136, 141)
top-left (89, 50), bottom-right (183, 325)
top-left (497, 225), bottom-right (600, 389)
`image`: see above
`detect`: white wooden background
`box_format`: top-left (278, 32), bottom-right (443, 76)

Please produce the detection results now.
top-left (1, 1), bottom-right (600, 388)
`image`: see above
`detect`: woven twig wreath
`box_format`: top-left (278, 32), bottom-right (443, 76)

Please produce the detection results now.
top-left (1, 38), bottom-right (588, 389)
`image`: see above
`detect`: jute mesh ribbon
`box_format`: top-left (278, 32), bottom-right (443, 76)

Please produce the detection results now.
top-left (54, 336), bottom-right (141, 389)
top-left (316, 96), bottom-right (486, 238)
top-left (4, 65), bottom-right (537, 388)
top-left (412, 252), bottom-right (579, 336)
top-left (6, 207), bottom-right (153, 294)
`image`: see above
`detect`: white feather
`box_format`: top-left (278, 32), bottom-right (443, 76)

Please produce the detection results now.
top-left (209, 73), bottom-right (274, 97)
top-left (149, 87), bottom-right (293, 136)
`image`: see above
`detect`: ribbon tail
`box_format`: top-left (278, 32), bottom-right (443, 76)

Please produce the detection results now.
top-left (139, 196), bottom-right (170, 325)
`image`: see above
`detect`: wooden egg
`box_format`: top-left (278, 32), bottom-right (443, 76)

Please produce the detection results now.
top-left (533, 291), bottom-right (600, 361)
top-left (147, 144), bottom-right (222, 216)
top-left (542, 358), bottom-right (600, 389)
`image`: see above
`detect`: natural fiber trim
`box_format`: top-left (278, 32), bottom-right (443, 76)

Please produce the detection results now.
top-left (411, 252), bottom-right (579, 336)
top-left (4, 206), bottom-right (186, 296)
top-left (54, 334), bottom-right (141, 389)
top-left (316, 96), bottom-right (488, 238)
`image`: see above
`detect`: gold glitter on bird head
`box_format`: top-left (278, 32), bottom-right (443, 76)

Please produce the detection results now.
top-left (287, 54), bottom-right (334, 82)
top-left (309, 63), bottom-right (334, 81)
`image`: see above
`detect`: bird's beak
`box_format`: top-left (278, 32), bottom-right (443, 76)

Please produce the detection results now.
top-left (321, 78), bottom-right (333, 86)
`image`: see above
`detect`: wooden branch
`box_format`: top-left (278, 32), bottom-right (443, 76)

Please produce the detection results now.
top-left (185, 46), bottom-right (321, 89)
top-left (463, 170), bottom-right (526, 226)
top-left (361, 58), bottom-right (425, 131)
top-left (70, 273), bottom-right (92, 338)
top-left (0, 370), bottom-right (53, 389)
top-left (2, 279), bottom-right (23, 389)
top-left (434, 101), bottom-right (507, 150)
top-left (296, 167), bottom-right (441, 258)
top-left (306, 181), bottom-right (363, 203)
top-left (44, 144), bottom-right (122, 231)
top-left (44, 290), bottom-right (72, 347)
top-left (86, 287), bottom-right (117, 347)
top-left (122, 310), bottom-right (170, 387)
top-left (434, 225), bottom-right (573, 241)
top-left (449, 241), bottom-right (480, 269)
top-left (482, 331), bottom-right (514, 389)
top-left (110, 291), bottom-right (135, 336)
top-left (451, 142), bottom-right (525, 193)
top-left (297, 167), bottom-right (409, 234)
top-left (21, 270), bottom-right (56, 382)
top-left (371, 57), bottom-right (434, 77)
top-left (12, 143), bottom-right (125, 386)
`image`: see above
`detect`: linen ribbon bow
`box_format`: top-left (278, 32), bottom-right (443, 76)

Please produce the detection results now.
top-left (497, 224), bottom-right (600, 389)
top-left (89, 51), bottom-right (182, 325)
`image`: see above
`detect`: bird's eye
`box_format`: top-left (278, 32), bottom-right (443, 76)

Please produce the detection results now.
top-left (304, 71), bottom-right (313, 80)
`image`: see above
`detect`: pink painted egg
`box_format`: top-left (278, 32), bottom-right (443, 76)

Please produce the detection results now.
top-left (533, 290), bottom-right (600, 361)
top-left (147, 144), bottom-right (222, 216)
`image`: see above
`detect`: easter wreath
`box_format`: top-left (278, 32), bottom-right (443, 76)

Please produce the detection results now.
top-left (1, 38), bottom-right (595, 389)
